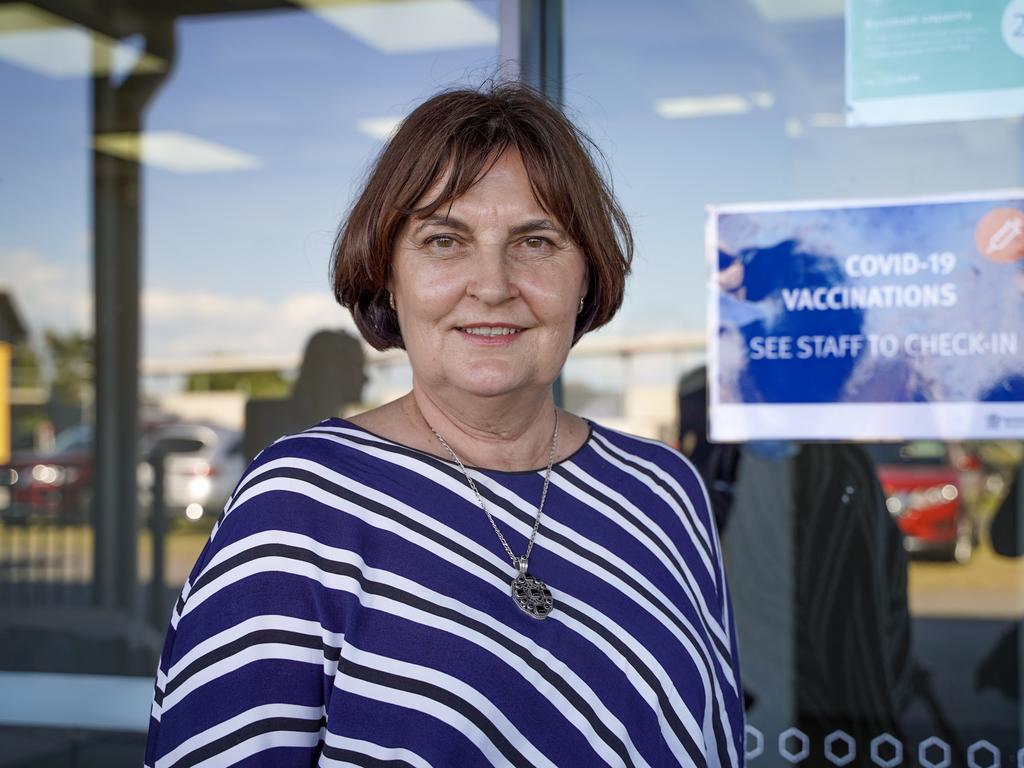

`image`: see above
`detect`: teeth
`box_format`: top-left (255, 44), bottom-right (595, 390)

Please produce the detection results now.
top-left (462, 326), bottom-right (521, 336)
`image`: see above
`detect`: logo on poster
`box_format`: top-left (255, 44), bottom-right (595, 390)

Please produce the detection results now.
top-left (1004, 0), bottom-right (1024, 57)
top-left (975, 207), bottom-right (1024, 262)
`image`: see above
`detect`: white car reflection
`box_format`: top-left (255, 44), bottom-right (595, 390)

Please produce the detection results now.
top-left (138, 423), bottom-right (245, 523)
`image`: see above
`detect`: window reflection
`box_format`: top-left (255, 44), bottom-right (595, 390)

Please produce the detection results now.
top-left (566, 0), bottom-right (1024, 764)
top-left (0, 0), bottom-right (499, 758)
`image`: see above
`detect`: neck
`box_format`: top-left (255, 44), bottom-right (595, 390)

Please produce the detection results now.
top-left (403, 384), bottom-right (558, 472)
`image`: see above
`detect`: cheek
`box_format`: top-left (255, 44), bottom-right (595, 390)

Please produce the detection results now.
top-left (527, 279), bottom-right (579, 324)
top-left (399, 270), bottom-right (463, 318)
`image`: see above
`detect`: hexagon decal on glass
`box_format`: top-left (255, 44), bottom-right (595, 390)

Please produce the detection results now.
top-left (779, 727), bottom-right (810, 764)
top-left (918, 736), bottom-right (951, 768)
top-left (825, 730), bottom-right (856, 766)
top-left (870, 733), bottom-right (903, 768)
top-left (967, 740), bottom-right (1000, 768)
top-left (745, 725), bottom-right (764, 761)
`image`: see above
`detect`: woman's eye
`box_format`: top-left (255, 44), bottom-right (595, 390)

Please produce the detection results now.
top-left (524, 237), bottom-right (549, 248)
top-left (429, 236), bottom-right (456, 248)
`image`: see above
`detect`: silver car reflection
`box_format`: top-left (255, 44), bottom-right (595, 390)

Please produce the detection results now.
top-left (138, 423), bottom-right (245, 523)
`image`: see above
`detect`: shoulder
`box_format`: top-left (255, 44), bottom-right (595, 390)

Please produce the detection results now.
top-left (587, 420), bottom-right (708, 488)
top-left (585, 420), bottom-right (717, 533)
top-left (584, 421), bottom-right (728, 604)
top-left (244, 417), bottom-right (363, 474)
top-left (226, 417), bottom-right (388, 515)
top-left (170, 419), bottom-right (385, 627)
top-left (186, 419), bottom-right (377, 574)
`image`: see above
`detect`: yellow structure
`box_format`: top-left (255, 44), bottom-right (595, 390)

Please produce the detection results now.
top-left (0, 292), bottom-right (27, 463)
top-left (0, 341), bottom-right (8, 463)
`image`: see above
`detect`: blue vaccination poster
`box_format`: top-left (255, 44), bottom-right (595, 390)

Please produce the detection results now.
top-left (707, 190), bottom-right (1024, 441)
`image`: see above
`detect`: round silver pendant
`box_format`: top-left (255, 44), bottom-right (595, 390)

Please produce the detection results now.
top-left (511, 572), bottom-right (553, 619)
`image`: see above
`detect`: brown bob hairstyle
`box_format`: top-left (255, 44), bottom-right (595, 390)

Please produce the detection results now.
top-left (330, 81), bottom-right (633, 351)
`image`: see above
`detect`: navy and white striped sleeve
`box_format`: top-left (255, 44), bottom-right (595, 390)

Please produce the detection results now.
top-left (145, 446), bottom-right (333, 768)
top-left (642, 436), bottom-right (747, 767)
top-left (677, 448), bottom-right (746, 766)
top-left (688, 453), bottom-right (746, 766)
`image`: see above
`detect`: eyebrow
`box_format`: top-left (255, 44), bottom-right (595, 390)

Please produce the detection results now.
top-left (411, 216), bottom-right (566, 239)
top-left (509, 219), bottom-right (566, 238)
top-left (412, 216), bottom-right (471, 235)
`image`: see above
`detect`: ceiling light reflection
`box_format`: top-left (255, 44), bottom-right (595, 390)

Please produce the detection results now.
top-left (0, 2), bottom-right (165, 78)
top-left (748, 0), bottom-right (844, 22)
top-left (93, 132), bottom-right (260, 174)
top-left (655, 92), bottom-right (776, 120)
top-left (295, 0), bottom-right (498, 53)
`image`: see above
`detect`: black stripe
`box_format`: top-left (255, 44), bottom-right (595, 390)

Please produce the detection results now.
top-left (308, 427), bottom-right (731, 667)
top-left (551, 464), bottom-right (732, 663)
top-left (184, 538), bottom-right (633, 767)
top-left (586, 436), bottom-right (738, 765)
top-left (342, 660), bottom-right (535, 768)
top-left (557, 601), bottom-right (708, 767)
top-left (314, 426), bottom-right (735, 765)
top-left (464, 459), bottom-right (733, 686)
top-left (169, 715), bottom-right (324, 768)
top-left (590, 431), bottom-right (714, 564)
top-left (320, 745), bottom-right (415, 767)
top-left (201, 466), bottom-right (508, 593)
top-left (300, 428), bottom-right (486, 486)
top-left (163, 628), bottom-right (328, 700)
top-left (294, 430), bottom-right (734, 763)
top-left (536, 492), bottom-right (735, 768)
top-left (189, 532), bottom-right (700, 765)
top-left (218, 431), bottom-right (731, 765)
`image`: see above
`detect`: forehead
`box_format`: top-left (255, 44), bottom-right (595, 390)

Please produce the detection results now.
top-left (412, 149), bottom-right (551, 219)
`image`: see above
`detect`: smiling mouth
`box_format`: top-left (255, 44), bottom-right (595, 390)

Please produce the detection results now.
top-left (456, 326), bottom-right (524, 337)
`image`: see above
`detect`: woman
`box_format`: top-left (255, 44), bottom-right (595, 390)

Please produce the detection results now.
top-left (146, 83), bottom-right (745, 768)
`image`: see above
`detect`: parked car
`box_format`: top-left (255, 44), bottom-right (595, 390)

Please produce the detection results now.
top-left (0, 424), bottom-right (94, 525)
top-left (1, 421), bottom-right (245, 527)
top-left (866, 441), bottom-right (976, 563)
top-left (138, 423), bottom-right (245, 523)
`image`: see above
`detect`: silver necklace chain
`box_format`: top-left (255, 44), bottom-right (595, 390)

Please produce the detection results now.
top-left (430, 411), bottom-right (559, 620)
top-left (432, 411), bottom-right (561, 569)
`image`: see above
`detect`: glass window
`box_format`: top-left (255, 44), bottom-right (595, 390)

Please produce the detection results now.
top-left (566, 0), bottom-right (1023, 762)
top-left (0, 1), bottom-right (499, 761)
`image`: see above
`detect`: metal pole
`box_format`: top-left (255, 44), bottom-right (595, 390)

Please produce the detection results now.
top-left (518, 0), bottom-right (563, 106)
top-left (149, 451), bottom-right (167, 629)
top-left (91, 23), bottom-right (175, 614)
top-left (91, 79), bottom-right (142, 612)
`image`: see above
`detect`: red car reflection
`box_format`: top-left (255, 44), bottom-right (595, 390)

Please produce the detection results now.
top-left (0, 425), bottom-right (93, 524)
top-left (866, 441), bottom-right (975, 563)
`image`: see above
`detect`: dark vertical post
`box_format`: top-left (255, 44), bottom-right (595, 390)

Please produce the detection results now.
top-left (518, 0), bottom-right (566, 406)
top-left (91, 24), bottom-right (174, 613)
top-left (91, 79), bottom-right (142, 613)
top-left (518, 0), bottom-right (563, 107)
top-left (148, 451), bottom-right (167, 629)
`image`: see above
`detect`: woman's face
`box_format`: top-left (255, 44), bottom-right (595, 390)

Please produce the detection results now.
top-left (389, 149), bottom-right (588, 402)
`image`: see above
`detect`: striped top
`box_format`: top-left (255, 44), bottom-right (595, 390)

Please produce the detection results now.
top-left (145, 417), bottom-right (745, 768)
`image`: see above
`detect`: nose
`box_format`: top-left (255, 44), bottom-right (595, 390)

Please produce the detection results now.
top-left (466, 245), bottom-right (518, 305)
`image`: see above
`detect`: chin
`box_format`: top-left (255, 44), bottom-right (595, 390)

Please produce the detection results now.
top-left (456, 378), bottom-right (533, 399)
top-left (450, 367), bottom-right (549, 399)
